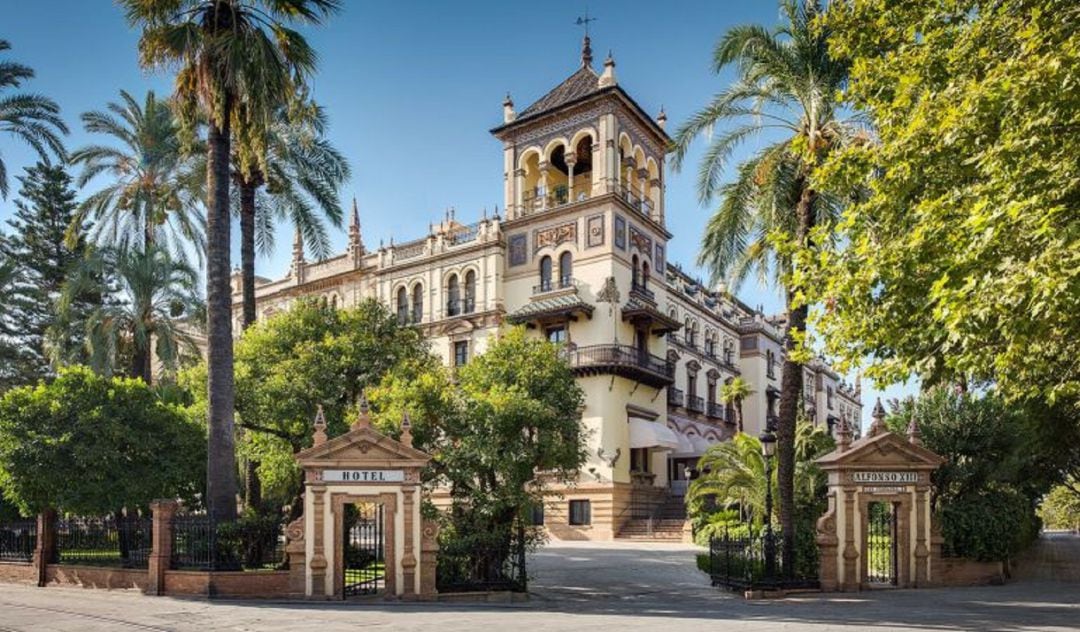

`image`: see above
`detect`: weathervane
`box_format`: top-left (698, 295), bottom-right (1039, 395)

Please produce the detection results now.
top-left (575, 9), bottom-right (597, 37)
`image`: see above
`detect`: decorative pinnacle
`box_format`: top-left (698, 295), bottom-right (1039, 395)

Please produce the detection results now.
top-left (869, 398), bottom-right (886, 436)
top-left (837, 417), bottom-right (852, 452)
top-left (400, 411), bottom-right (413, 448)
top-left (581, 35), bottom-right (593, 67)
top-left (907, 414), bottom-right (922, 446)
top-left (503, 92), bottom-right (513, 107)
top-left (312, 404), bottom-right (327, 446)
top-left (353, 391), bottom-right (371, 430)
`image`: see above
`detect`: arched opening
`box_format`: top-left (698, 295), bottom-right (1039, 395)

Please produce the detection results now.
top-left (331, 295), bottom-right (338, 310)
top-left (464, 270), bottom-right (476, 314)
top-left (521, 151), bottom-right (542, 212)
top-left (641, 260), bottom-right (650, 289)
top-left (547, 143), bottom-right (569, 206)
top-left (447, 274), bottom-right (461, 317)
top-left (572, 134), bottom-right (594, 201)
top-left (558, 251), bottom-right (572, 288)
top-left (411, 284), bottom-right (423, 323)
top-left (645, 157), bottom-right (660, 217)
top-left (396, 287), bottom-right (408, 325)
top-left (631, 254), bottom-right (640, 288)
top-left (538, 255), bottom-right (553, 293)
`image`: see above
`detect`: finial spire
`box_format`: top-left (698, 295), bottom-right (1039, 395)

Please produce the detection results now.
top-left (657, 105), bottom-right (667, 129)
top-left (400, 411), bottom-right (413, 448)
top-left (869, 398), bottom-right (887, 436)
top-left (907, 414), bottom-right (922, 446)
top-left (837, 417), bottom-right (852, 452)
top-left (599, 51), bottom-right (617, 87)
top-left (312, 404), bottom-right (327, 446)
top-left (575, 11), bottom-right (597, 66)
top-left (291, 226), bottom-right (305, 281)
top-left (352, 391), bottom-right (371, 431)
top-left (348, 196), bottom-right (365, 263)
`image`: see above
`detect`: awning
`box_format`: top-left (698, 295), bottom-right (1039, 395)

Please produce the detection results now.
top-left (672, 433), bottom-right (715, 458)
top-left (505, 294), bottom-right (594, 325)
top-left (629, 418), bottom-right (681, 451)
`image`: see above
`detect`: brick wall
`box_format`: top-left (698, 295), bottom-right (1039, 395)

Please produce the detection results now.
top-left (163, 570), bottom-right (294, 598)
top-left (936, 557), bottom-right (1006, 586)
top-left (46, 565), bottom-right (150, 591)
top-left (0, 562), bottom-right (36, 584)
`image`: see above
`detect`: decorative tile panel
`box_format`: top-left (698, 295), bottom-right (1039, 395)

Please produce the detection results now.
top-left (629, 225), bottom-right (652, 257)
top-left (534, 221), bottom-right (577, 253)
top-left (586, 214), bottom-right (605, 248)
top-left (509, 233), bottom-right (528, 267)
top-left (655, 243), bottom-right (665, 271)
top-left (614, 215), bottom-right (626, 251)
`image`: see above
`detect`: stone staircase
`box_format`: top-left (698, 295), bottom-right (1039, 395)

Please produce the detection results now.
top-left (617, 495), bottom-right (689, 541)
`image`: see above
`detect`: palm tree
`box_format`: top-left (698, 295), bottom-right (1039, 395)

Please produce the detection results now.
top-left (671, 0), bottom-right (858, 576)
top-left (0, 39), bottom-right (68, 198)
top-left (720, 376), bottom-right (754, 432)
top-left (234, 101), bottom-right (350, 329)
top-left (70, 90), bottom-right (205, 263)
top-left (57, 245), bottom-right (203, 385)
top-left (122, 0), bottom-right (340, 522)
top-left (689, 432), bottom-right (773, 529)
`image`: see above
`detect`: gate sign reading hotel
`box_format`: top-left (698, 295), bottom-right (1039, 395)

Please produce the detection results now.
top-left (289, 402), bottom-right (438, 600)
top-left (814, 404), bottom-right (945, 591)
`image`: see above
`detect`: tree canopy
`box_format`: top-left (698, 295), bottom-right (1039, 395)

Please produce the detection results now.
top-left (801, 0), bottom-right (1080, 408)
top-left (0, 366), bottom-right (204, 516)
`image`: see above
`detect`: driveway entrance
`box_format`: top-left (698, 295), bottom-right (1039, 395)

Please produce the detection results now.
top-left (528, 540), bottom-right (718, 603)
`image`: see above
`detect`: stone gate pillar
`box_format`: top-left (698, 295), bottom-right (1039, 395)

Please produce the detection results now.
top-left (815, 403), bottom-right (944, 591)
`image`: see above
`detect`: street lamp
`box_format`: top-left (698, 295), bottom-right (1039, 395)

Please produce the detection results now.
top-left (759, 421), bottom-right (778, 583)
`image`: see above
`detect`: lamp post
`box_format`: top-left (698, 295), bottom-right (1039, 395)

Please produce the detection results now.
top-left (759, 420), bottom-right (778, 584)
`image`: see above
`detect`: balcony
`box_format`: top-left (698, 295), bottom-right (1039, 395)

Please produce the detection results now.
top-left (630, 281), bottom-right (655, 303)
top-left (522, 183), bottom-right (591, 215)
top-left (618, 183), bottom-right (654, 218)
top-left (445, 298), bottom-right (476, 318)
top-left (564, 344), bottom-right (674, 389)
top-left (707, 402), bottom-right (728, 421)
top-left (687, 395), bottom-right (705, 414)
top-left (667, 387), bottom-right (684, 407)
top-left (533, 276), bottom-right (577, 295)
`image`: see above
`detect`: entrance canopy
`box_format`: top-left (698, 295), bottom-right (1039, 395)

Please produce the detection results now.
top-left (628, 417), bottom-right (681, 451)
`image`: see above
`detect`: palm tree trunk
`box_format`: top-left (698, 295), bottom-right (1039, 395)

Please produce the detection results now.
top-left (777, 181), bottom-right (817, 578)
top-left (205, 96), bottom-right (238, 524)
top-left (131, 342), bottom-right (152, 385)
top-left (238, 178), bottom-right (263, 510)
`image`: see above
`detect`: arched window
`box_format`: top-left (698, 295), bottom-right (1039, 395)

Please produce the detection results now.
top-left (412, 284), bottom-right (423, 323)
top-left (447, 274), bottom-right (461, 316)
top-left (464, 270), bottom-right (476, 313)
top-left (641, 261), bottom-right (650, 289)
top-left (559, 251), bottom-right (572, 288)
top-left (539, 256), bottom-right (553, 292)
top-left (631, 254), bottom-right (640, 288)
top-left (396, 287), bottom-right (408, 324)
top-left (331, 295), bottom-right (338, 310)
top-left (724, 338), bottom-right (735, 365)
top-left (766, 349), bottom-right (776, 378)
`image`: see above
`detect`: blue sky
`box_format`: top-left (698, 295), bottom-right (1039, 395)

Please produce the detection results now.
top-left (0, 0), bottom-right (914, 426)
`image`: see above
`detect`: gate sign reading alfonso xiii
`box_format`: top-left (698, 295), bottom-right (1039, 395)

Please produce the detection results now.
top-left (289, 400), bottom-right (438, 601)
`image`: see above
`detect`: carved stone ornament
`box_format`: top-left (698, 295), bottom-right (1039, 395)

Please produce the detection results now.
top-left (629, 225), bottom-right (652, 256)
top-left (596, 276), bottom-right (621, 305)
top-left (534, 221), bottom-right (577, 253)
top-left (586, 214), bottom-right (605, 248)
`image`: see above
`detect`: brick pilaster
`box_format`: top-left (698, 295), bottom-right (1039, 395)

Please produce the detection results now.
top-left (148, 499), bottom-right (178, 596)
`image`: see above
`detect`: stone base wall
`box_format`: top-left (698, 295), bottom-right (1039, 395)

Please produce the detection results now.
top-left (935, 558), bottom-right (1006, 586)
top-left (46, 565), bottom-right (150, 591)
top-left (0, 562), bottom-right (36, 584)
top-left (163, 570), bottom-right (294, 598)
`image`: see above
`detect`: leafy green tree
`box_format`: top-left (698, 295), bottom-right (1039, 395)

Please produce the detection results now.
top-left (122, 0), bottom-right (341, 522)
top-left (0, 163), bottom-right (95, 390)
top-left (70, 90), bottom-right (205, 263)
top-left (670, 0), bottom-right (857, 576)
top-left (885, 388), bottom-right (1076, 560)
top-left (371, 327), bottom-right (587, 582)
top-left (1039, 483), bottom-right (1080, 532)
top-left (804, 0), bottom-right (1080, 408)
top-left (59, 245), bottom-right (203, 385)
top-left (179, 298), bottom-right (432, 513)
top-left (0, 39), bottom-right (68, 198)
top-left (0, 366), bottom-right (205, 516)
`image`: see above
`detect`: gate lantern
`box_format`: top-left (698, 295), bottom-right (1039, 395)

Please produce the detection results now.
top-left (288, 402), bottom-right (438, 600)
top-left (814, 400), bottom-right (944, 591)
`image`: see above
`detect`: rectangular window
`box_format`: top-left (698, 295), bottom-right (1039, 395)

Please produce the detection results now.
top-left (569, 499), bottom-right (591, 526)
top-left (530, 502), bottom-right (545, 526)
top-left (453, 340), bottom-right (469, 367)
top-left (630, 447), bottom-right (650, 473)
top-left (545, 325), bottom-right (567, 343)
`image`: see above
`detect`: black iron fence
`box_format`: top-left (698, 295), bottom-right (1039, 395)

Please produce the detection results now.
top-left (170, 514), bottom-right (284, 571)
top-left (707, 527), bottom-right (819, 592)
top-left (0, 519), bottom-right (36, 563)
top-left (436, 532), bottom-right (527, 593)
top-left (54, 516), bottom-right (153, 568)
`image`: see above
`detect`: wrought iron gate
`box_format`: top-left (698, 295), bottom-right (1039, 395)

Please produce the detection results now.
top-left (866, 501), bottom-right (897, 585)
top-left (343, 503), bottom-right (385, 597)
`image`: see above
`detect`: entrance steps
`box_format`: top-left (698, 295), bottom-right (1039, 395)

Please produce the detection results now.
top-left (616, 495), bottom-right (689, 541)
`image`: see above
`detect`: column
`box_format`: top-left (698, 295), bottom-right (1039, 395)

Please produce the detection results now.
top-left (538, 161), bottom-right (550, 210)
top-left (513, 168), bottom-right (526, 218)
top-left (148, 499), bottom-right (178, 596)
top-left (401, 487), bottom-right (417, 599)
top-left (566, 153), bottom-right (577, 203)
top-left (309, 485), bottom-right (328, 598)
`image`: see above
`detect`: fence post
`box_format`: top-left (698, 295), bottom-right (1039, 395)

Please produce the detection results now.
top-left (148, 500), bottom-right (178, 596)
top-left (33, 509), bottom-right (55, 587)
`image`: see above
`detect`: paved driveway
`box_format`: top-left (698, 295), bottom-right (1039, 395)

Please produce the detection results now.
top-left (0, 540), bottom-right (1077, 631)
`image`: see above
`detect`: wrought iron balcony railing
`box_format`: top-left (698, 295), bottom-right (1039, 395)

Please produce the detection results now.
top-left (668, 387), bottom-right (685, 407)
top-left (707, 402), bottom-right (728, 421)
top-left (687, 395), bottom-right (705, 414)
top-left (630, 281), bottom-right (655, 302)
top-left (563, 344), bottom-right (674, 388)
top-left (445, 298), bottom-right (477, 317)
top-left (533, 276), bottom-right (577, 295)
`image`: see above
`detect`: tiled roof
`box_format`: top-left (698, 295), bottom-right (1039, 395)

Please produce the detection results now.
top-left (517, 65), bottom-right (601, 119)
top-left (506, 294), bottom-right (595, 324)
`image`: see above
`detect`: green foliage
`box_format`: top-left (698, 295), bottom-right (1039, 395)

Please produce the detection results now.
top-left (885, 388), bottom-right (1071, 560)
top-left (805, 0), bottom-right (1080, 407)
top-left (0, 366), bottom-right (205, 515)
top-left (0, 162), bottom-right (95, 390)
top-left (0, 40), bottom-right (68, 199)
top-left (371, 327), bottom-right (586, 568)
top-left (215, 508), bottom-right (284, 569)
top-left (1039, 483), bottom-right (1080, 531)
top-left (180, 298), bottom-right (432, 508)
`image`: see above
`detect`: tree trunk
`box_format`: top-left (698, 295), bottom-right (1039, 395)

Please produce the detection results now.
top-left (777, 182), bottom-right (817, 578)
top-left (205, 96), bottom-right (238, 524)
top-left (131, 339), bottom-right (152, 386)
top-left (238, 179), bottom-right (262, 509)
